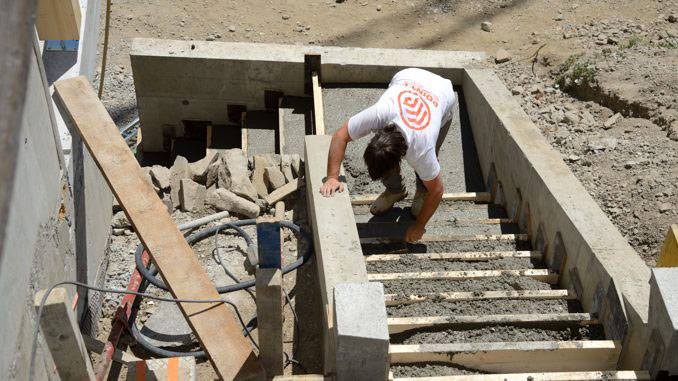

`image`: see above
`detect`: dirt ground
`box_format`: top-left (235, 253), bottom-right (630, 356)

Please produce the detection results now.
top-left (92, 0), bottom-right (677, 378)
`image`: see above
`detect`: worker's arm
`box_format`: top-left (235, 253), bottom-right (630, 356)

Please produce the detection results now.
top-left (405, 175), bottom-right (444, 242)
top-left (320, 121), bottom-right (352, 197)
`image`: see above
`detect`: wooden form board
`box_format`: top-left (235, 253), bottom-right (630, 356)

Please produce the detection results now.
top-left (54, 76), bottom-right (262, 380)
top-left (392, 370), bottom-right (651, 381)
top-left (365, 251), bottom-right (540, 262)
top-left (389, 341), bottom-right (622, 372)
top-left (255, 268), bottom-right (284, 378)
top-left (658, 224), bottom-right (678, 267)
top-left (383, 289), bottom-right (575, 306)
top-left (360, 234), bottom-right (528, 245)
top-left (351, 192), bottom-right (491, 205)
top-left (387, 313), bottom-right (597, 334)
top-left (367, 269), bottom-right (559, 283)
top-left (311, 72), bottom-right (325, 135)
top-left (34, 288), bottom-right (95, 380)
top-left (36, 0), bottom-right (82, 40)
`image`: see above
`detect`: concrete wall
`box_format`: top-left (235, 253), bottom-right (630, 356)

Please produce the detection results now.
top-left (462, 69), bottom-right (652, 369)
top-left (0, 36), bottom-right (77, 380)
top-left (130, 39), bottom-right (485, 152)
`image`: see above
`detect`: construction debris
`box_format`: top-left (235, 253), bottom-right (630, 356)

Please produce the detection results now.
top-left (207, 188), bottom-right (261, 218)
top-left (170, 156), bottom-right (191, 208)
top-left (179, 179), bottom-right (206, 212)
top-left (265, 165), bottom-right (287, 191)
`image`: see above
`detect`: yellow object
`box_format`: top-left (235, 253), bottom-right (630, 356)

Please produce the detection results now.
top-left (658, 224), bottom-right (678, 267)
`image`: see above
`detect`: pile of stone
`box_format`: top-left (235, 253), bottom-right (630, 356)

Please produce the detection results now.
top-left (111, 149), bottom-right (303, 235)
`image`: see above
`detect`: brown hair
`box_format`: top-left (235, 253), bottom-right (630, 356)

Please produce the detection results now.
top-left (363, 124), bottom-right (408, 180)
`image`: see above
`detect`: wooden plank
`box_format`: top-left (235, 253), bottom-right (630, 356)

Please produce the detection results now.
top-left (368, 269), bottom-right (558, 283)
top-left (83, 335), bottom-right (140, 365)
top-left (351, 192), bottom-right (491, 205)
top-left (256, 268), bottom-right (284, 378)
top-left (365, 251), bottom-right (540, 262)
top-left (54, 77), bottom-right (262, 380)
top-left (36, 0), bottom-right (82, 40)
top-left (387, 313), bottom-right (597, 334)
top-left (241, 111), bottom-right (248, 156)
top-left (389, 341), bottom-right (622, 372)
top-left (384, 289), bottom-right (575, 306)
top-left (311, 71), bottom-right (325, 135)
top-left (278, 97), bottom-right (286, 154)
top-left (265, 177), bottom-right (305, 205)
top-left (658, 224), bottom-right (678, 267)
top-left (360, 234), bottom-right (528, 245)
top-left (392, 370), bottom-right (651, 381)
top-left (34, 288), bottom-right (95, 380)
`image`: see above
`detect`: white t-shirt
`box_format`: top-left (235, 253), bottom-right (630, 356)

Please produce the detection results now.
top-left (347, 68), bottom-right (455, 181)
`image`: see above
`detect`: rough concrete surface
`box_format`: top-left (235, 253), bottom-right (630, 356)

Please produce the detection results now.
top-left (366, 256), bottom-right (540, 274)
top-left (386, 299), bottom-right (576, 318)
top-left (382, 275), bottom-right (554, 297)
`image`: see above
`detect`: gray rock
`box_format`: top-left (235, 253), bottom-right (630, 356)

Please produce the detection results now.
top-left (141, 167), bottom-right (161, 195)
top-left (659, 203), bottom-right (672, 213)
top-left (170, 156), bottom-right (191, 209)
top-left (179, 179), bottom-right (206, 212)
top-left (265, 166), bottom-right (287, 190)
top-left (281, 155), bottom-right (295, 182)
top-left (290, 154), bottom-right (302, 177)
top-left (564, 111), bottom-right (580, 125)
top-left (150, 165), bottom-right (171, 191)
top-left (206, 188), bottom-right (260, 218)
top-left (228, 25), bottom-right (236, 32)
top-left (511, 86), bottom-right (524, 95)
top-left (252, 154), bottom-right (281, 198)
top-left (190, 149), bottom-right (221, 184)
top-left (140, 300), bottom-right (195, 347)
top-left (215, 149), bottom-right (259, 202)
top-left (111, 211), bottom-right (130, 228)
top-left (551, 110), bottom-right (565, 123)
top-left (481, 21), bottom-right (493, 32)
top-left (667, 121), bottom-right (678, 141)
top-left (495, 49), bottom-right (511, 64)
top-left (668, 14), bottom-right (676, 23)
top-left (603, 113), bottom-right (622, 129)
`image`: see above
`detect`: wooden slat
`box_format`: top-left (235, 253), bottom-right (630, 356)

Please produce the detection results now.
top-left (311, 71), bottom-right (325, 135)
top-left (264, 177), bottom-right (304, 205)
top-left (658, 224), bottom-right (678, 267)
top-left (256, 268), bottom-right (284, 378)
top-left (365, 250), bottom-right (540, 262)
top-left (54, 77), bottom-right (262, 380)
top-left (384, 289), bottom-right (574, 306)
top-left (360, 234), bottom-right (528, 245)
top-left (36, 0), bottom-right (82, 40)
top-left (392, 370), bottom-right (651, 381)
top-left (368, 269), bottom-right (558, 283)
top-left (34, 288), bottom-right (95, 380)
top-left (351, 192), bottom-right (491, 205)
top-left (389, 341), bottom-right (621, 372)
top-left (388, 313), bottom-right (596, 334)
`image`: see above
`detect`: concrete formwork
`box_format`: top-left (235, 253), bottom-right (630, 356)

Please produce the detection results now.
top-left (128, 40), bottom-right (664, 377)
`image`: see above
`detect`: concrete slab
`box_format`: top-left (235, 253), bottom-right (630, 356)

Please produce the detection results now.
top-left (333, 283), bottom-right (389, 381)
top-left (643, 268), bottom-right (678, 377)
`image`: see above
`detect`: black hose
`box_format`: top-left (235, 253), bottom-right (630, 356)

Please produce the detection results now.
top-left (129, 218), bottom-right (312, 357)
top-left (134, 220), bottom-right (312, 293)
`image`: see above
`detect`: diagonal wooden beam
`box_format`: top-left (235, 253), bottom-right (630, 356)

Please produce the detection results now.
top-left (54, 76), bottom-right (263, 380)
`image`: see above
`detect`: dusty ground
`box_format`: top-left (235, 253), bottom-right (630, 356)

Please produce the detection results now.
top-left (92, 0), bottom-right (678, 378)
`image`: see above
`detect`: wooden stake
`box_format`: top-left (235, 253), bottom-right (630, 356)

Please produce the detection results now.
top-left (256, 268), bottom-right (284, 378)
top-left (389, 341), bottom-right (622, 373)
top-left (387, 313), bottom-right (597, 334)
top-left (658, 224), bottom-right (678, 267)
top-left (351, 192), bottom-right (491, 205)
top-left (383, 289), bottom-right (575, 306)
top-left (311, 71), bottom-right (325, 135)
top-left (367, 269), bottom-right (558, 283)
top-left (34, 288), bottom-right (95, 380)
top-left (365, 250), bottom-right (540, 262)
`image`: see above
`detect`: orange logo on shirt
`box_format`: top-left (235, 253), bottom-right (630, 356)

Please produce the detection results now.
top-left (397, 90), bottom-right (431, 130)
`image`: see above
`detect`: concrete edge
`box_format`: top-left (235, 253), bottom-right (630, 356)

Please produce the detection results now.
top-left (304, 135), bottom-right (369, 376)
top-left (462, 68), bottom-right (651, 368)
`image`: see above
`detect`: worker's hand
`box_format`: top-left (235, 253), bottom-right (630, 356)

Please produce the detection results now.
top-left (320, 176), bottom-right (345, 197)
top-left (405, 222), bottom-right (426, 243)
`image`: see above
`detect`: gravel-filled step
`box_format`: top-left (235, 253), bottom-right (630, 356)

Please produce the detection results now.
top-left (391, 363), bottom-right (484, 378)
top-left (387, 298), bottom-right (580, 317)
top-left (367, 256), bottom-right (542, 274)
top-left (390, 324), bottom-right (606, 345)
top-left (381, 275), bottom-right (554, 296)
top-left (361, 239), bottom-right (533, 254)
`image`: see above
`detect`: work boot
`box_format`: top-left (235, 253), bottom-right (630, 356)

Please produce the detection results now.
top-left (370, 190), bottom-right (407, 216)
top-left (411, 189), bottom-right (427, 217)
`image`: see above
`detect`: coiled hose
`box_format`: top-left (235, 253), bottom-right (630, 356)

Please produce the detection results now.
top-left (129, 218), bottom-right (313, 357)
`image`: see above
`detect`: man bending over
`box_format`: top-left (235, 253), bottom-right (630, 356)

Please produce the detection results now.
top-left (320, 68), bottom-right (455, 243)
